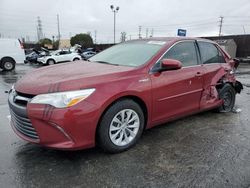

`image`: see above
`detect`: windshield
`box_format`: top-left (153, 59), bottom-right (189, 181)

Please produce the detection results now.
top-left (89, 41), bottom-right (165, 67)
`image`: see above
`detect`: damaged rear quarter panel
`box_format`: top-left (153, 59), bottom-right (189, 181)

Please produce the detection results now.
top-left (200, 60), bottom-right (242, 110)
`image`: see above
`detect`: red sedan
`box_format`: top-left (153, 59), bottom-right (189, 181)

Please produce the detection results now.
top-left (8, 37), bottom-right (243, 153)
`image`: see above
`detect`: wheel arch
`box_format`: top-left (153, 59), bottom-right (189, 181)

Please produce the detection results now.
top-left (1, 56), bottom-right (16, 63)
top-left (216, 79), bottom-right (243, 94)
top-left (46, 58), bottom-right (56, 64)
top-left (95, 95), bottom-right (149, 142)
top-left (73, 57), bottom-right (80, 61)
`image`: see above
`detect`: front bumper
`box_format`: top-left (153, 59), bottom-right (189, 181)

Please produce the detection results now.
top-left (8, 90), bottom-right (100, 150)
top-left (37, 58), bottom-right (46, 64)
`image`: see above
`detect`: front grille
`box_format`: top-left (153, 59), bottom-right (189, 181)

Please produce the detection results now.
top-left (14, 91), bottom-right (34, 106)
top-left (10, 109), bottom-right (39, 140)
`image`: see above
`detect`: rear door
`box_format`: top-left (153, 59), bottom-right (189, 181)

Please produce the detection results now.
top-left (150, 40), bottom-right (204, 123)
top-left (57, 51), bottom-right (71, 62)
top-left (197, 41), bottom-right (226, 90)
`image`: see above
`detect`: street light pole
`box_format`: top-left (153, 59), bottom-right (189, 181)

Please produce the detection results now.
top-left (110, 5), bottom-right (119, 44)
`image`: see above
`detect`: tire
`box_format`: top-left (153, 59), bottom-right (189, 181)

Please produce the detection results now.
top-left (47, 59), bottom-right (55, 65)
top-left (98, 99), bottom-right (145, 153)
top-left (1, 57), bottom-right (15, 71)
top-left (216, 84), bottom-right (236, 112)
top-left (73, 58), bottom-right (80, 61)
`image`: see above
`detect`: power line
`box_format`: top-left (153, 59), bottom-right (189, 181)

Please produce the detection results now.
top-left (141, 18), bottom-right (217, 28)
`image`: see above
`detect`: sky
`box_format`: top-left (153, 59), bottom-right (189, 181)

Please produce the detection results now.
top-left (0, 0), bottom-right (250, 43)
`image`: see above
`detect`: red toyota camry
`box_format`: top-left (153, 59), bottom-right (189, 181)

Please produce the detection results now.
top-left (8, 37), bottom-right (243, 153)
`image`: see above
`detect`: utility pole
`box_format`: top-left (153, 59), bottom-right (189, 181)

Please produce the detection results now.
top-left (57, 14), bottom-right (61, 45)
top-left (52, 35), bottom-right (55, 43)
top-left (219, 16), bottom-right (224, 36)
top-left (150, 28), bottom-right (154, 37)
top-left (138, 26), bottom-right (142, 39)
top-left (242, 25), bottom-right (246, 34)
top-left (146, 28), bottom-right (148, 38)
top-left (110, 5), bottom-right (119, 44)
top-left (37, 16), bottom-right (43, 41)
top-left (94, 30), bottom-right (97, 44)
top-left (120, 32), bottom-right (126, 42)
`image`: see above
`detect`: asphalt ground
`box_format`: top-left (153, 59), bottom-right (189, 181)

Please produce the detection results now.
top-left (0, 63), bottom-right (250, 188)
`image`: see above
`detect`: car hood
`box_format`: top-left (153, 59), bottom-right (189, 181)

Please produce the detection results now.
top-left (15, 61), bottom-right (135, 95)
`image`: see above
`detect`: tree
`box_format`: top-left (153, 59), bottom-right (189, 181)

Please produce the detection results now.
top-left (39, 38), bottom-right (52, 46)
top-left (70, 33), bottom-right (93, 48)
top-left (53, 40), bottom-right (59, 50)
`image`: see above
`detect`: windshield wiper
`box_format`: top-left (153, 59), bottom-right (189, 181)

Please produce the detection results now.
top-left (95, 61), bottom-right (120, 66)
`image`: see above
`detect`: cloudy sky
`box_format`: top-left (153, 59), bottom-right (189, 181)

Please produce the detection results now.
top-left (0, 0), bottom-right (250, 43)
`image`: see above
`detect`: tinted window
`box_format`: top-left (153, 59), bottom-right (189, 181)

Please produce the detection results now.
top-left (59, 51), bottom-right (70, 55)
top-left (198, 42), bottom-right (225, 64)
top-left (161, 41), bottom-right (198, 67)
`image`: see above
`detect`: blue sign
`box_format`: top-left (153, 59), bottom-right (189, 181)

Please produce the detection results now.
top-left (177, 29), bottom-right (187, 36)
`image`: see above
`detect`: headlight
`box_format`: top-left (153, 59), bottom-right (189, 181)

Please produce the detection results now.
top-left (30, 89), bottom-right (95, 108)
top-left (11, 84), bottom-right (15, 91)
top-left (10, 84), bottom-right (15, 94)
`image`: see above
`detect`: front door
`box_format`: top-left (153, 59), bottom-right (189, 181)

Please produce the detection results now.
top-left (151, 40), bottom-right (204, 123)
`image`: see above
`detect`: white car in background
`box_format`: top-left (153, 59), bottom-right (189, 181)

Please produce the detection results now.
top-left (0, 38), bottom-right (25, 71)
top-left (37, 49), bottom-right (81, 65)
top-left (81, 51), bottom-right (96, 60)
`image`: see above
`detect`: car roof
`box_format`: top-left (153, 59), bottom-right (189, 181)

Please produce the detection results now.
top-left (127, 37), bottom-right (214, 44)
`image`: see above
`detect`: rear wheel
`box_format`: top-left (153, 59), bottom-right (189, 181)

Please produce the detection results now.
top-left (217, 84), bottom-right (236, 112)
top-left (98, 99), bottom-right (145, 153)
top-left (1, 57), bottom-right (15, 71)
top-left (73, 58), bottom-right (80, 61)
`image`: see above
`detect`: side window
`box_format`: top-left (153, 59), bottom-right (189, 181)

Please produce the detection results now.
top-left (161, 41), bottom-right (198, 67)
top-left (198, 42), bottom-right (226, 64)
top-left (59, 51), bottom-right (70, 55)
top-left (218, 48), bottom-right (226, 63)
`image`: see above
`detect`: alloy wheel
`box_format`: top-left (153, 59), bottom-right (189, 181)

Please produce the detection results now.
top-left (109, 109), bottom-right (140, 146)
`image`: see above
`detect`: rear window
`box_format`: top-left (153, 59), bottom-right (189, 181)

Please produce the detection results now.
top-left (198, 41), bottom-right (225, 64)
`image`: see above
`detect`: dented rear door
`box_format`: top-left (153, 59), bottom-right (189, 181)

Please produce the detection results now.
top-left (197, 41), bottom-right (227, 109)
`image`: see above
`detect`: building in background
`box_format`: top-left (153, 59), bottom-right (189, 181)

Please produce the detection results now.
top-left (215, 39), bottom-right (237, 58)
top-left (204, 35), bottom-right (250, 60)
top-left (59, 39), bottom-right (71, 49)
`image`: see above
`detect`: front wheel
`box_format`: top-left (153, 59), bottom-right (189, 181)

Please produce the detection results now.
top-left (47, 59), bottom-right (55, 65)
top-left (98, 99), bottom-right (145, 153)
top-left (216, 84), bottom-right (236, 112)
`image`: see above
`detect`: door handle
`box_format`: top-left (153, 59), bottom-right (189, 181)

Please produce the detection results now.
top-left (195, 72), bottom-right (202, 77)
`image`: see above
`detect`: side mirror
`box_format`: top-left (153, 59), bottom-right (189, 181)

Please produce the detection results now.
top-left (160, 59), bottom-right (182, 71)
